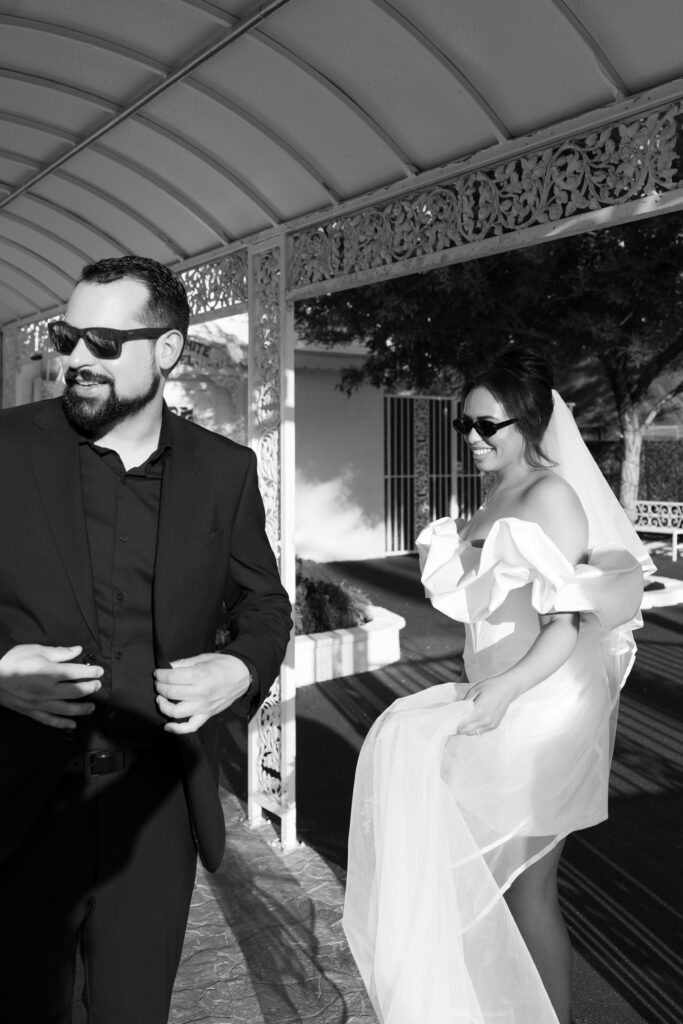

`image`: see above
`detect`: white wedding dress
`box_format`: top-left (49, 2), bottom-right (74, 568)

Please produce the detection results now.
top-left (343, 513), bottom-right (649, 1024)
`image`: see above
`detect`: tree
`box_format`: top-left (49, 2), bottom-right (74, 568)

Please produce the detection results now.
top-left (535, 217), bottom-right (683, 513)
top-left (295, 254), bottom-right (549, 394)
top-left (295, 212), bottom-right (683, 515)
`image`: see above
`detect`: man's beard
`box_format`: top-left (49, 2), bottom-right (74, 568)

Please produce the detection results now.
top-left (62, 368), bottom-right (162, 437)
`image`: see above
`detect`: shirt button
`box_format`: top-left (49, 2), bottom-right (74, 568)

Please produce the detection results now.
top-left (114, 650), bottom-right (123, 660)
top-left (119, 533), bottom-right (129, 542)
top-left (107, 712), bottom-right (117, 720)
top-left (115, 592), bottom-right (123, 601)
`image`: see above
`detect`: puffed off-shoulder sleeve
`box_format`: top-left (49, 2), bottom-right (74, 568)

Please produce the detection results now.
top-left (417, 516), bottom-right (645, 633)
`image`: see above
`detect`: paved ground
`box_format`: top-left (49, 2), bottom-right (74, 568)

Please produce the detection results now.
top-left (71, 544), bottom-right (682, 1023)
top-left (170, 788), bottom-right (374, 1024)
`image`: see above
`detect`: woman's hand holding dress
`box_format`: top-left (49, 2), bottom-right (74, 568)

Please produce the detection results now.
top-left (459, 674), bottom-right (521, 733)
top-left (459, 609), bottom-right (581, 734)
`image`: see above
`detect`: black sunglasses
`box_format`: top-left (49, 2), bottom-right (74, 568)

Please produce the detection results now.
top-left (452, 415), bottom-right (519, 438)
top-left (48, 321), bottom-right (173, 360)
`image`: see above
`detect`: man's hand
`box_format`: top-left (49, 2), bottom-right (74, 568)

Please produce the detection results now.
top-left (154, 653), bottom-right (251, 735)
top-left (0, 644), bottom-right (103, 730)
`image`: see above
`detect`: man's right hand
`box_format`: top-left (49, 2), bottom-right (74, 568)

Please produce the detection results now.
top-left (0, 644), bottom-right (103, 730)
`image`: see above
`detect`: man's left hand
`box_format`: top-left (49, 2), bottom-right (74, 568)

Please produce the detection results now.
top-left (154, 653), bottom-right (250, 734)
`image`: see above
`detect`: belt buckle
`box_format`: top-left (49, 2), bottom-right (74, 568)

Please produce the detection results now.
top-left (85, 750), bottom-right (125, 778)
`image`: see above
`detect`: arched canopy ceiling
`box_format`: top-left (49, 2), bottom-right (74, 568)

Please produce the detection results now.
top-left (1, 0), bottom-right (683, 326)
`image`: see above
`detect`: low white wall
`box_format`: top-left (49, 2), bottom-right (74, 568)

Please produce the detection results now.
top-left (295, 357), bottom-right (385, 561)
top-left (295, 605), bottom-right (405, 686)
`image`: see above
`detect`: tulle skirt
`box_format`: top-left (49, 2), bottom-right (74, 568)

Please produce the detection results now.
top-left (343, 684), bottom-right (564, 1024)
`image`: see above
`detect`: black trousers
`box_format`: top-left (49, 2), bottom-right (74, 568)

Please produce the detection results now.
top-left (0, 754), bottom-right (197, 1024)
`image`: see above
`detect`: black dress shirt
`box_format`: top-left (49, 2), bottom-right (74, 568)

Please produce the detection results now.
top-left (77, 412), bottom-right (173, 752)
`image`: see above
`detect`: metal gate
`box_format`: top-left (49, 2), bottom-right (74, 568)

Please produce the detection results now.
top-left (452, 401), bottom-right (483, 523)
top-left (384, 395), bottom-right (482, 553)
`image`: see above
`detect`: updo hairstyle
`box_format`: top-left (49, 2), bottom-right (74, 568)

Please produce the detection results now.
top-left (463, 346), bottom-right (556, 469)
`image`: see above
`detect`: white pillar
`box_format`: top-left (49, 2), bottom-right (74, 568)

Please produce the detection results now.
top-left (246, 234), bottom-right (298, 851)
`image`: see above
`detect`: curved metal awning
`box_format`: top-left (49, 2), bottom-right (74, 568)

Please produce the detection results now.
top-left (1, 0), bottom-right (683, 326)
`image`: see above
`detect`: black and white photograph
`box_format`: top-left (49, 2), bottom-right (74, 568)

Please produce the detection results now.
top-left (0, 3), bottom-right (681, 1022)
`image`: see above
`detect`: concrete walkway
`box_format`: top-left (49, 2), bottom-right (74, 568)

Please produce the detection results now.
top-left (77, 544), bottom-right (681, 1023)
top-left (169, 788), bottom-right (374, 1024)
top-left (167, 790), bottom-right (663, 1024)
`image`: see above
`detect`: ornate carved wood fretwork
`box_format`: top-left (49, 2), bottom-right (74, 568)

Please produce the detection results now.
top-left (250, 248), bottom-right (282, 559)
top-left (248, 245), bottom-right (286, 812)
top-left (635, 501), bottom-right (683, 532)
top-left (291, 103), bottom-right (683, 293)
top-left (181, 250), bottom-right (248, 318)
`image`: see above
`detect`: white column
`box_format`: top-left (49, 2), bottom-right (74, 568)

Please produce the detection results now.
top-left (246, 234), bottom-right (298, 852)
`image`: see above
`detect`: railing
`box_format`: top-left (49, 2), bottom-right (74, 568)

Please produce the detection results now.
top-left (635, 501), bottom-right (683, 562)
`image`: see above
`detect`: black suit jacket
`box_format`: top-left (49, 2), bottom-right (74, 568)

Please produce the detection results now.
top-left (0, 399), bottom-right (292, 870)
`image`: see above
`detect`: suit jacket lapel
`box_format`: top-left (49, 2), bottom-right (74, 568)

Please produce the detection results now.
top-left (25, 401), bottom-right (100, 645)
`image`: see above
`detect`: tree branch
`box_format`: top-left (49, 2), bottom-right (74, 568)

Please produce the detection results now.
top-left (643, 377), bottom-right (683, 426)
top-left (633, 332), bottom-right (683, 400)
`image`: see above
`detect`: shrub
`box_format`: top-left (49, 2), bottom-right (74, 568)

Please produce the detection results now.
top-left (586, 440), bottom-right (620, 496)
top-left (587, 439), bottom-right (683, 501)
top-left (214, 559), bottom-right (372, 647)
top-left (294, 558), bottom-right (372, 635)
top-left (639, 441), bottom-right (683, 501)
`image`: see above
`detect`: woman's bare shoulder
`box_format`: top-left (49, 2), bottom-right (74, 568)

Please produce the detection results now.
top-left (521, 472), bottom-right (588, 561)
top-left (524, 470), bottom-right (582, 505)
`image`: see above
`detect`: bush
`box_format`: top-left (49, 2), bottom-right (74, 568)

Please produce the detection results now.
top-left (586, 440), bottom-right (620, 496)
top-left (294, 558), bottom-right (372, 635)
top-left (586, 439), bottom-right (683, 501)
top-left (214, 559), bottom-right (372, 648)
top-left (639, 441), bottom-right (683, 501)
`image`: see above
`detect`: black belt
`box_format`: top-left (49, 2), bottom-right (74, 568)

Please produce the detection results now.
top-left (64, 747), bottom-right (166, 779)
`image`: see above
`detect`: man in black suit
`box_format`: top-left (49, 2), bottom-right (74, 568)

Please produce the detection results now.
top-left (0, 256), bottom-right (292, 1023)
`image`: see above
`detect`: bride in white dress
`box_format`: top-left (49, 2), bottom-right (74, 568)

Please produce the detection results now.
top-left (343, 348), bottom-right (653, 1024)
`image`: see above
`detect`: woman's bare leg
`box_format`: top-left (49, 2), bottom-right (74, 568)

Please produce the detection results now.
top-left (504, 839), bottom-right (571, 1024)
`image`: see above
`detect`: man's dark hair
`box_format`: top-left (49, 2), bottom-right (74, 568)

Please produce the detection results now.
top-left (78, 256), bottom-right (190, 342)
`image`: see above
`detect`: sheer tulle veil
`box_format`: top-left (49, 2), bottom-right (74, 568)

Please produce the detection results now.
top-left (545, 390), bottom-right (654, 574)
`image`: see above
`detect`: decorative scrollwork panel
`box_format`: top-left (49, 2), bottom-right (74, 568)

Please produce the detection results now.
top-left (292, 103), bottom-right (683, 289)
top-left (181, 251), bottom-right (248, 317)
top-left (248, 245), bottom-right (286, 814)
top-left (252, 678), bottom-right (283, 802)
top-left (635, 501), bottom-right (683, 529)
top-left (250, 247), bottom-right (282, 561)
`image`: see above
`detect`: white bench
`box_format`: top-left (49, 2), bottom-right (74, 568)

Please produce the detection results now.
top-left (635, 501), bottom-right (683, 562)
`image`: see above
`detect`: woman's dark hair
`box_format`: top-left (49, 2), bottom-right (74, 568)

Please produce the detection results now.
top-left (462, 346), bottom-right (556, 468)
